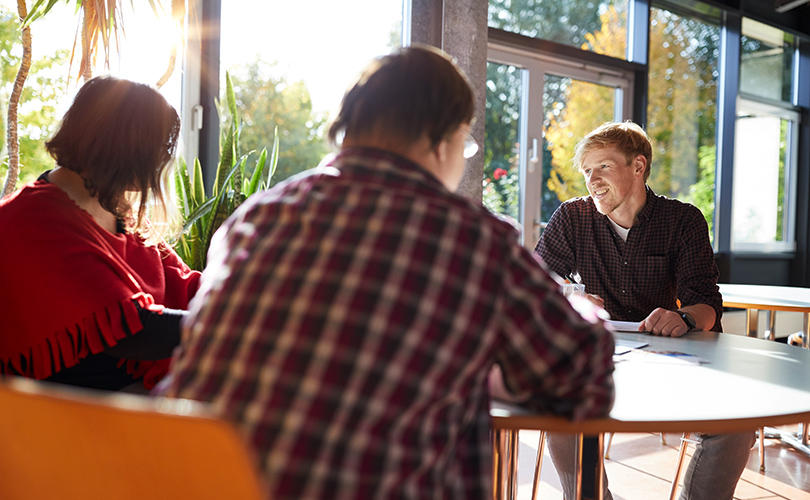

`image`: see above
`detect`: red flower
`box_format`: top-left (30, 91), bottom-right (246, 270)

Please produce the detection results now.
top-left (493, 168), bottom-right (508, 180)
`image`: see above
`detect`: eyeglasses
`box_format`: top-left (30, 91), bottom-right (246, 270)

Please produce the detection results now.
top-left (464, 133), bottom-right (480, 159)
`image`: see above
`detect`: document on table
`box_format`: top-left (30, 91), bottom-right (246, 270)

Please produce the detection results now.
top-left (608, 321), bottom-right (649, 355)
top-left (607, 320), bottom-right (643, 332)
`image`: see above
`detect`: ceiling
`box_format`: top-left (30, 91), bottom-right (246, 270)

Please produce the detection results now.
top-left (775, 0), bottom-right (810, 13)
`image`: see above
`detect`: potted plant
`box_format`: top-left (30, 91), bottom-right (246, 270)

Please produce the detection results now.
top-left (172, 72), bottom-right (278, 271)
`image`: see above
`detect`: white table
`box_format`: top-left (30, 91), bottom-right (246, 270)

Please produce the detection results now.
top-left (720, 283), bottom-right (810, 348)
top-left (490, 330), bottom-right (810, 500)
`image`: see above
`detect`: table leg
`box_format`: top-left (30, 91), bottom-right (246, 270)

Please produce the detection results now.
top-left (506, 430), bottom-right (518, 500)
top-left (493, 429), bottom-right (505, 500)
top-left (764, 310), bottom-right (776, 341)
top-left (762, 425), bottom-right (810, 461)
top-left (575, 434), bottom-right (583, 500)
top-left (803, 313), bottom-right (809, 349)
top-left (531, 431), bottom-right (546, 500)
top-left (746, 309), bottom-right (759, 338)
top-left (492, 429), bottom-right (518, 500)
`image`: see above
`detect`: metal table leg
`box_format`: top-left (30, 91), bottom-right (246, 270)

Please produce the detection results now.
top-left (493, 429), bottom-right (519, 500)
top-left (493, 429), bottom-right (505, 500)
top-left (764, 310), bottom-right (776, 341)
top-left (506, 430), bottom-right (518, 500)
top-left (746, 308), bottom-right (759, 338)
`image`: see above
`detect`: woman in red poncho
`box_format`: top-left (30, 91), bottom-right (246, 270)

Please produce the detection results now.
top-left (0, 77), bottom-right (201, 391)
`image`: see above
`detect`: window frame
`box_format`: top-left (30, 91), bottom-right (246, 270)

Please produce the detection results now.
top-left (730, 95), bottom-right (801, 253)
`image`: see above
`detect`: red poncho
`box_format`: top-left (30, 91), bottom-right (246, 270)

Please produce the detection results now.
top-left (0, 179), bottom-right (200, 389)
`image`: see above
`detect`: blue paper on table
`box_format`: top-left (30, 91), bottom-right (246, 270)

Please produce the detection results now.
top-left (614, 338), bottom-right (649, 355)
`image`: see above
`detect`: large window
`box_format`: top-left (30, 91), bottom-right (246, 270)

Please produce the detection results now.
top-left (647, 3), bottom-right (720, 241)
top-left (740, 18), bottom-right (795, 103)
top-left (730, 19), bottom-right (800, 252)
top-left (486, 0), bottom-right (807, 259)
top-left (488, 0), bottom-right (628, 59)
top-left (732, 102), bottom-right (799, 251)
top-left (219, 0), bottom-right (404, 186)
top-left (485, 46), bottom-right (631, 247)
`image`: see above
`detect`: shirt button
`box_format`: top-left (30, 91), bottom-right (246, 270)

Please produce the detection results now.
top-left (624, 261), bottom-right (628, 265)
top-left (622, 290), bottom-right (626, 293)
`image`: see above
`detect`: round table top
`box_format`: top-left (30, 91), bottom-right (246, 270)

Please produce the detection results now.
top-left (720, 283), bottom-right (810, 313)
top-left (491, 331), bottom-right (810, 434)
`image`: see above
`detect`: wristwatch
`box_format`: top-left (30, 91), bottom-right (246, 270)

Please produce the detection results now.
top-left (677, 310), bottom-right (696, 331)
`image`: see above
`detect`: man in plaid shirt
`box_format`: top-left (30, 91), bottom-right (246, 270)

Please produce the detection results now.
top-left (536, 121), bottom-right (755, 500)
top-left (166, 46), bottom-right (615, 499)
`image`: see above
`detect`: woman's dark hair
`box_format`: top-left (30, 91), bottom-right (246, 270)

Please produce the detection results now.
top-left (46, 76), bottom-right (181, 235)
top-left (328, 45), bottom-right (475, 150)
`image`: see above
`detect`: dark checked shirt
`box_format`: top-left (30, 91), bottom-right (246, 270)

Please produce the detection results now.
top-left (536, 187), bottom-right (722, 331)
top-left (167, 147), bottom-right (615, 500)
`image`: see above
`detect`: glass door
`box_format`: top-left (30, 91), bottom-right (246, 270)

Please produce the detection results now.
top-left (485, 46), bottom-right (633, 248)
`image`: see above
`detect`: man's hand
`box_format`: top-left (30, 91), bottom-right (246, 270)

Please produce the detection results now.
top-left (586, 293), bottom-right (604, 308)
top-left (639, 308), bottom-right (690, 337)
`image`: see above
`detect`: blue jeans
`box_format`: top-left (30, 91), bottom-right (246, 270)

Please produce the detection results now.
top-left (547, 431), bottom-right (756, 500)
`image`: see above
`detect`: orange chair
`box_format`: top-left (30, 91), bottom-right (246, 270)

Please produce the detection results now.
top-left (0, 377), bottom-right (266, 500)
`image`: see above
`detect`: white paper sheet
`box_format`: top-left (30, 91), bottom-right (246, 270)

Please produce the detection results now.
top-left (607, 320), bottom-right (643, 332)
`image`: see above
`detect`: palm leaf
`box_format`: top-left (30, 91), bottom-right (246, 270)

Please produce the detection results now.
top-left (22, 0), bottom-right (61, 25)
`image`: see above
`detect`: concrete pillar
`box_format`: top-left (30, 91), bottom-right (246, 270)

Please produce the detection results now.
top-left (411, 0), bottom-right (488, 202)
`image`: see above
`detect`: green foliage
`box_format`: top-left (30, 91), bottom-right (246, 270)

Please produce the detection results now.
top-left (171, 72), bottom-right (279, 271)
top-left (483, 62), bottom-right (521, 219)
top-left (228, 59), bottom-right (328, 187)
top-left (681, 145), bottom-right (716, 244)
top-left (483, 168), bottom-right (520, 221)
top-left (0, 8), bottom-right (69, 187)
top-left (488, 0), bottom-right (622, 57)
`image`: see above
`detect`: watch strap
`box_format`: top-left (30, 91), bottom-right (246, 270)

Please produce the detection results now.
top-left (678, 310), bottom-right (696, 331)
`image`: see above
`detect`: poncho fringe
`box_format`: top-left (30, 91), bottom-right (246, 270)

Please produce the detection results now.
top-left (0, 292), bottom-right (167, 387)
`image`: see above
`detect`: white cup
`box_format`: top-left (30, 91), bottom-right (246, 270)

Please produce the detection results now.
top-left (561, 283), bottom-right (585, 298)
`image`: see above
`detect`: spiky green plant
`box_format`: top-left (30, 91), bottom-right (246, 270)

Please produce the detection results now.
top-left (172, 72), bottom-right (279, 271)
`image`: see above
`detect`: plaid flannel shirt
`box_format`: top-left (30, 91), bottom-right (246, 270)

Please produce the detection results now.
top-left (168, 147), bottom-right (615, 499)
top-left (536, 187), bottom-right (723, 331)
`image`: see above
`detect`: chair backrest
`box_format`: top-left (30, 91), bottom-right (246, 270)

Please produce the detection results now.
top-left (0, 377), bottom-right (266, 500)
